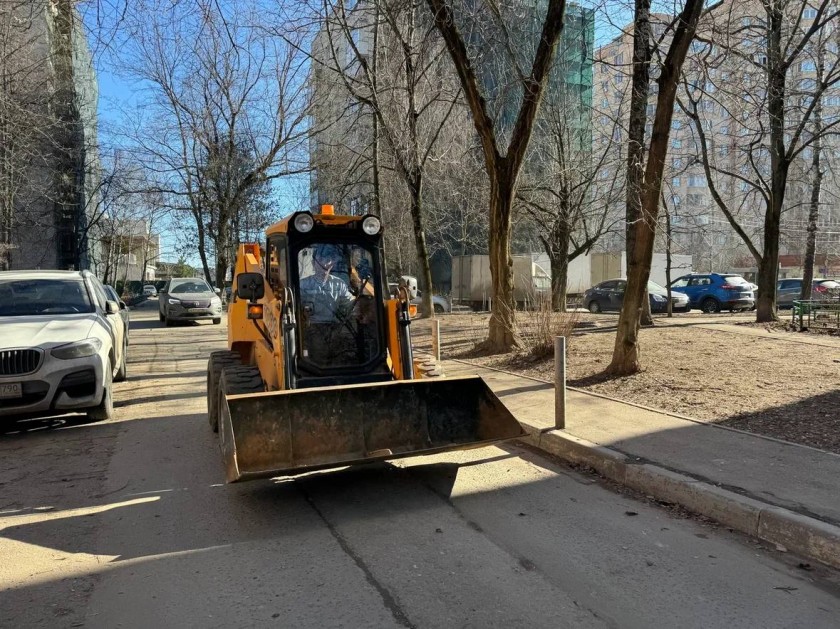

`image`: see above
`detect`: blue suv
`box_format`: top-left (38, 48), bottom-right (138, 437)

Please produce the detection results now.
top-left (669, 273), bottom-right (754, 313)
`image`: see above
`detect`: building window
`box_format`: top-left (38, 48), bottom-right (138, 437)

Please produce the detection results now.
top-left (672, 176), bottom-right (681, 186)
top-left (804, 7), bottom-right (818, 19)
top-left (672, 157), bottom-right (684, 169)
top-left (688, 174), bottom-right (707, 187)
top-left (672, 138), bottom-right (682, 149)
top-left (687, 193), bottom-right (705, 206)
top-left (801, 60), bottom-right (816, 72)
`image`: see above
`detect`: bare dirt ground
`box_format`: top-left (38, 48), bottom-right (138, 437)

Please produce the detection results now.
top-left (419, 311), bottom-right (840, 454)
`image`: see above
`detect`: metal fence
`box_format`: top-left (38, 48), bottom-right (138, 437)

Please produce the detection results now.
top-left (792, 300), bottom-right (840, 332)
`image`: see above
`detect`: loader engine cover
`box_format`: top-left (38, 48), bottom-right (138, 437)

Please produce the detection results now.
top-left (219, 375), bottom-right (525, 482)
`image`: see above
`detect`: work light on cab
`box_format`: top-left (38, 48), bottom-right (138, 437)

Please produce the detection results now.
top-left (293, 212), bottom-right (314, 233)
top-left (362, 215), bottom-right (381, 235)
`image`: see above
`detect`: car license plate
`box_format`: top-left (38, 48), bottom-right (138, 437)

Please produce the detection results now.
top-left (0, 382), bottom-right (22, 399)
top-left (189, 308), bottom-right (205, 313)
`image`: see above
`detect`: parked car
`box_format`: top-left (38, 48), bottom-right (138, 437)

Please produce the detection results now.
top-left (387, 280), bottom-right (450, 314)
top-left (583, 279), bottom-right (691, 314)
top-left (0, 270), bottom-right (128, 422)
top-left (143, 284), bottom-right (158, 296)
top-left (104, 285), bottom-right (130, 344)
top-left (415, 290), bottom-right (451, 314)
top-left (158, 278), bottom-right (223, 326)
top-left (668, 273), bottom-right (754, 313)
top-left (777, 278), bottom-right (840, 308)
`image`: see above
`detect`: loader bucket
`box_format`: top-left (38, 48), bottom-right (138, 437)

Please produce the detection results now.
top-left (218, 375), bottom-right (525, 483)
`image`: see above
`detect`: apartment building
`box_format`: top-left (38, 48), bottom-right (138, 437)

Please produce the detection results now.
top-left (592, 5), bottom-right (840, 273)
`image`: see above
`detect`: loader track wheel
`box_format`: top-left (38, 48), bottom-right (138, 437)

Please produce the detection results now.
top-left (217, 366), bottom-right (265, 441)
top-left (413, 352), bottom-right (445, 379)
top-left (207, 351), bottom-right (242, 432)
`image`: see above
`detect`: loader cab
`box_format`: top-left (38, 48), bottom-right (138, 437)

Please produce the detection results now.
top-left (274, 211), bottom-right (392, 388)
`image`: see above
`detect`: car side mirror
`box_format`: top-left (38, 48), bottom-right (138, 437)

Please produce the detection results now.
top-left (105, 300), bottom-right (120, 315)
top-left (119, 301), bottom-right (127, 310)
top-left (236, 272), bottom-right (265, 302)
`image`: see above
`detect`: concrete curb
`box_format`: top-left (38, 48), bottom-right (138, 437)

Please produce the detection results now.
top-left (522, 427), bottom-right (840, 570)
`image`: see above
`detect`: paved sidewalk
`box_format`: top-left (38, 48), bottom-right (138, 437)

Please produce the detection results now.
top-left (446, 360), bottom-right (840, 566)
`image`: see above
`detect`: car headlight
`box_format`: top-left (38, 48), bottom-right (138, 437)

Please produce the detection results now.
top-left (651, 294), bottom-right (666, 302)
top-left (51, 338), bottom-right (103, 360)
top-left (362, 215), bottom-right (381, 235)
top-left (293, 212), bottom-right (314, 233)
top-left (168, 298), bottom-right (181, 305)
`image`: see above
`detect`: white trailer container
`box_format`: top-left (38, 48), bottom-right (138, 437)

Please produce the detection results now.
top-left (532, 251), bottom-right (693, 292)
top-left (451, 255), bottom-right (551, 310)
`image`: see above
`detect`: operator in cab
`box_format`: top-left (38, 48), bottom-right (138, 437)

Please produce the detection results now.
top-left (297, 243), bottom-right (378, 369)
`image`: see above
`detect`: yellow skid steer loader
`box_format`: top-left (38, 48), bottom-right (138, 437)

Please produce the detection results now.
top-left (207, 206), bottom-right (524, 482)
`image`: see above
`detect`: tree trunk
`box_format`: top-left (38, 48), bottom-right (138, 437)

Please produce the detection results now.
top-left (486, 171), bottom-right (520, 352)
top-left (548, 223), bottom-right (571, 312)
top-left (802, 74), bottom-right (823, 301)
top-left (625, 0), bottom-right (651, 278)
top-left (756, 1), bottom-right (786, 323)
top-left (607, 0), bottom-right (703, 375)
top-left (665, 206), bottom-right (673, 317)
top-left (408, 175), bottom-right (434, 318)
top-left (626, 0), bottom-right (652, 329)
top-left (194, 209), bottom-right (213, 284)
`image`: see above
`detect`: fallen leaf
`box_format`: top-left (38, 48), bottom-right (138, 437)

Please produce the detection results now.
top-left (625, 511), bottom-right (638, 516)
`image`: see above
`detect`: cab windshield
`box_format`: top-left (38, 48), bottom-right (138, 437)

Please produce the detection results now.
top-left (295, 242), bottom-right (380, 370)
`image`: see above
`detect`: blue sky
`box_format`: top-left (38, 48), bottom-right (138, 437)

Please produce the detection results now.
top-left (82, 0), bottom-right (634, 269)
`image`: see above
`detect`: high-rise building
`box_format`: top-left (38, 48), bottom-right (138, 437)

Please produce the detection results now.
top-left (0, 0), bottom-right (101, 271)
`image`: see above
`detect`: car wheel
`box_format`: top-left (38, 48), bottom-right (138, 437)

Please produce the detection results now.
top-left (88, 369), bottom-right (114, 422)
top-left (701, 298), bottom-right (721, 314)
top-left (433, 304), bottom-right (444, 314)
top-left (207, 350), bottom-right (242, 432)
top-left (588, 300), bottom-right (601, 314)
top-left (213, 318), bottom-right (222, 325)
top-left (114, 343), bottom-right (128, 383)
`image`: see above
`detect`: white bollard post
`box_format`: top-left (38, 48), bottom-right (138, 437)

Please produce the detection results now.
top-left (431, 319), bottom-right (441, 362)
top-left (554, 336), bottom-right (566, 429)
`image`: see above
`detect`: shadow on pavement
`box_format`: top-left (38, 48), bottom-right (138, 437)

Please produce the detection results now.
top-left (0, 413), bottom-right (106, 436)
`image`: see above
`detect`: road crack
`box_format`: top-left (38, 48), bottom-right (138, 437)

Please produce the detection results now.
top-left (299, 487), bottom-right (415, 629)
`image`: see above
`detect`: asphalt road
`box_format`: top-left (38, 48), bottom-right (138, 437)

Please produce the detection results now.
top-left (1, 303), bottom-right (838, 628)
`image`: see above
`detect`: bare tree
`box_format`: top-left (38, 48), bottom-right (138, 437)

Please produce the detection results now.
top-left (517, 96), bottom-right (624, 311)
top-left (682, 0), bottom-right (840, 321)
top-left (608, 0), bottom-right (705, 375)
top-left (426, 0), bottom-right (568, 351)
top-left (112, 0), bottom-right (309, 287)
top-left (308, 0), bottom-right (463, 317)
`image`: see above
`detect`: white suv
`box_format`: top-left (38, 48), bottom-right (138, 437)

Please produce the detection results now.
top-left (0, 270), bottom-right (128, 422)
